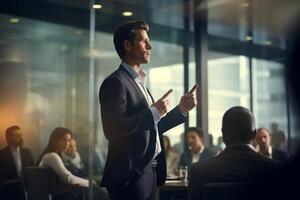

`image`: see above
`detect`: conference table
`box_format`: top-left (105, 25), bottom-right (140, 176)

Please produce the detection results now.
top-left (158, 179), bottom-right (188, 200)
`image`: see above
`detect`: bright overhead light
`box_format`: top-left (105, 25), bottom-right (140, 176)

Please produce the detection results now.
top-left (9, 18), bottom-right (19, 23)
top-left (245, 36), bottom-right (252, 41)
top-left (241, 3), bottom-right (250, 7)
top-left (93, 4), bottom-right (102, 9)
top-left (122, 11), bottom-right (133, 17)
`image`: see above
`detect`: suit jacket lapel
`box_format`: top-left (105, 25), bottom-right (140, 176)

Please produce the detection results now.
top-left (146, 87), bottom-right (155, 104)
top-left (119, 65), bottom-right (150, 106)
top-left (5, 146), bottom-right (18, 176)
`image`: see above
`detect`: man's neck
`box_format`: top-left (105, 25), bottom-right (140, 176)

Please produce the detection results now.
top-left (260, 145), bottom-right (271, 155)
top-left (122, 57), bottom-right (141, 74)
top-left (191, 146), bottom-right (203, 154)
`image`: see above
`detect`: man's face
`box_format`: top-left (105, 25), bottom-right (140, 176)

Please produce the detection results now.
top-left (256, 129), bottom-right (271, 149)
top-left (187, 131), bottom-right (203, 150)
top-left (9, 129), bottom-right (23, 147)
top-left (126, 29), bottom-right (152, 64)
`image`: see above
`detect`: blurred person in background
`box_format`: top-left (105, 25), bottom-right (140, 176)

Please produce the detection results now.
top-left (173, 133), bottom-right (185, 154)
top-left (179, 127), bottom-right (215, 168)
top-left (256, 127), bottom-right (288, 163)
top-left (0, 125), bottom-right (34, 182)
top-left (272, 130), bottom-right (286, 151)
top-left (61, 138), bottom-right (87, 177)
top-left (38, 127), bottom-right (92, 187)
top-left (163, 135), bottom-right (180, 178)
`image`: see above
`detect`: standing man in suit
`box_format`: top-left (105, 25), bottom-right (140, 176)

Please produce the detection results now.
top-left (179, 127), bottom-right (215, 168)
top-left (0, 125), bottom-right (34, 182)
top-left (189, 106), bottom-right (282, 200)
top-left (256, 127), bottom-right (289, 163)
top-left (99, 20), bottom-right (197, 200)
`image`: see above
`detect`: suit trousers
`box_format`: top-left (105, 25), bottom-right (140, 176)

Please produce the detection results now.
top-left (108, 164), bottom-right (157, 200)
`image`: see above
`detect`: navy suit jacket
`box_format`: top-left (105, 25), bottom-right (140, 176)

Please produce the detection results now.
top-left (272, 148), bottom-right (289, 163)
top-left (99, 65), bottom-right (186, 188)
top-left (179, 148), bottom-right (215, 168)
top-left (189, 145), bottom-right (283, 200)
top-left (0, 146), bottom-right (34, 182)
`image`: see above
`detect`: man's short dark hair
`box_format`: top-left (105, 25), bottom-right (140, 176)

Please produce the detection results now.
top-left (222, 106), bottom-right (256, 145)
top-left (5, 125), bottom-right (21, 141)
top-left (257, 127), bottom-right (271, 135)
top-left (113, 20), bottom-right (149, 58)
top-left (187, 127), bottom-right (204, 139)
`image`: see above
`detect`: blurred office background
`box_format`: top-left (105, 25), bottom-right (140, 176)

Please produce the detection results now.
top-left (0, 0), bottom-right (299, 199)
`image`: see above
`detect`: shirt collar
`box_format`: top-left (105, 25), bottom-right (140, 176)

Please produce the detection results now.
top-left (9, 146), bottom-right (20, 153)
top-left (121, 61), bottom-right (139, 79)
top-left (191, 146), bottom-right (205, 156)
top-left (121, 61), bottom-right (147, 84)
top-left (258, 146), bottom-right (272, 156)
top-left (226, 143), bottom-right (255, 151)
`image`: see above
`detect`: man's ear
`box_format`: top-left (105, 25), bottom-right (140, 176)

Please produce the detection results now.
top-left (250, 129), bottom-right (257, 140)
top-left (221, 128), bottom-right (228, 145)
top-left (124, 40), bottom-right (132, 52)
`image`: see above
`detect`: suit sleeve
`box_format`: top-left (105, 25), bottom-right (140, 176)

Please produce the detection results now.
top-left (100, 77), bottom-right (155, 141)
top-left (158, 106), bottom-right (186, 134)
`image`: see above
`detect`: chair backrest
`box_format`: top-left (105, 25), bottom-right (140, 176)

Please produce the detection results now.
top-left (202, 182), bottom-right (248, 200)
top-left (1, 179), bottom-right (26, 200)
top-left (25, 167), bottom-right (55, 200)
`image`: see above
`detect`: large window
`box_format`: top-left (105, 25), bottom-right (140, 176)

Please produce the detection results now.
top-left (208, 52), bottom-right (250, 144)
top-left (147, 42), bottom-right (185, 153)
top-left (252, 59), bottom-right (288, 149)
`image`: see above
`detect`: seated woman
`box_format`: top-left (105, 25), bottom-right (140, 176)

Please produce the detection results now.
top-left (38, 127), bottom-right (90, 187)
top-left (163, 135), bottom-right (180, 178)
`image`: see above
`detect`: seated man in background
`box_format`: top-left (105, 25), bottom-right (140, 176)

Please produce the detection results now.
top-left (256, 127), bottom-right (289, 163)
top-left (179, 127), bottom-right (215, 168)
top-left (62, 138), bottom-right (87, 177)
top-left (0, 125), bottom-right (34, 182)
top-left (189, 106), bottom-right (282, 200)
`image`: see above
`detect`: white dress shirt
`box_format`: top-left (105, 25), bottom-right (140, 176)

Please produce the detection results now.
top-left (191, 146), bottom-right (204, 164)
top-left (10, 146), bottom-right (22, 177)
top-left (122, 61), bottom-right (162, 159)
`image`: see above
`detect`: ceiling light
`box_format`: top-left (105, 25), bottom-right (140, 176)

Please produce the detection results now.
top-left (9, 18), bottom-right (19, 23)
top-left (245, 36), bottom-right (252, 41)
top-left (241, 3), bottom-right (250, 7)
top-left (93, 4), bottom-right (102, 9)
top-left (122, 11), bottom-right (133, 17)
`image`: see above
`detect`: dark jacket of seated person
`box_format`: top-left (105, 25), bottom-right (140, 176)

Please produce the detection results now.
top-left (0, 125), bottom-right (34, 182)
top-left (38, 127), bottom-right (90, 188)
top-left (188, 107), bottom-right (283, 200)
top-left (179, 127), bottom-right (215, 169)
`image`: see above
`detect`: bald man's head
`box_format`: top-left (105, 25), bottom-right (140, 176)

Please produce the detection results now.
top-left (222, 106), bottom-right (256, 145)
